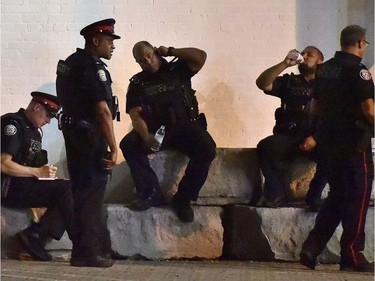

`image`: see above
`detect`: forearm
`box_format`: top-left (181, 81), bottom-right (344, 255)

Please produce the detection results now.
top-left (161, 46), bottom-right (207, 72)
top-left (361, 98), bottom-right (374, 125)
top-left (132, 116), bottom-right (151, 141)
top-left (1, 158), bottom-right (39, 178)
top-left (96, 102), bottom-right (117, 153)
top-left (256, 61), bottom-right (289, 91)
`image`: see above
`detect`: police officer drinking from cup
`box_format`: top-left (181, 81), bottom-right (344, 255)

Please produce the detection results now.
top-left (56, 18), bottom-right (120, 267)
top-left (1, 91), bottom-right (77, 262)
top-left (255, 46), bottom-right (326, 209)
top-left (120, 41), bottom-right (216, 223)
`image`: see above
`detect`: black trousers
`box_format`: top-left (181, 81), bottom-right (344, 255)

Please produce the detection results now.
top-left (62, 126), bottom-right (111, 257)
top-left (302, 150), bottom-right (374, 266)
top-left (257, 133), bottom-right (327, 201)
top-left (120, 121), bottom-right (216, 201)
top-left (1, 177), bottom-right (75, 241)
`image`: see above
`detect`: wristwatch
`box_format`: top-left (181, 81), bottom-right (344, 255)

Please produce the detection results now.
top-left (167, 47), bottom-right (175, 56)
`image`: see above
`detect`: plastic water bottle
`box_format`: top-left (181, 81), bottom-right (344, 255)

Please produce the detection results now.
top-left (152, 125), bottom-right (165, 152)
top-left (287, 50), bottom-right (304, 63)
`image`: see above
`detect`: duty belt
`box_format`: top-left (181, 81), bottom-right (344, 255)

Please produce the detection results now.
top-left (58, 114), bottom-right (92, 130)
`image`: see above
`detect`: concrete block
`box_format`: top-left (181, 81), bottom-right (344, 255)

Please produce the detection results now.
top-left (223, 206), bottom-right (374, 263)
top-left (1, 207), bottom-right (31, 259)
top-left (107, 205), bottom-right (224, 260)
top-left (105, 148), bottom-right (262, 205)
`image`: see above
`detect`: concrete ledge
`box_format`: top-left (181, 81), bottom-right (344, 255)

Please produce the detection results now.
top-left (2, 205), bottom-right (374, 263)
top-left (1, 207), bottom-right (31, 259)
top-left (107, 205), bottom-right (224, 259)
top-left (105, 148), bottom-right (263, 205)
top-left (223, 206), bottom-right (374, 263)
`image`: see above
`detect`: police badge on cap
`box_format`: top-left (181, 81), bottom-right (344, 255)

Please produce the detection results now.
top-left (31, 92), bottom-right (61, 118)
top-left (80, 18), bottom-right (121, 40)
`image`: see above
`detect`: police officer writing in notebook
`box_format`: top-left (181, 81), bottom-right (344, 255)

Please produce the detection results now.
top-left (120, 41), bottom-right (216, 222)
top-left (1, 92), bottom-right (76, 262)
top-left (56, 19), bottom-right (120, 267)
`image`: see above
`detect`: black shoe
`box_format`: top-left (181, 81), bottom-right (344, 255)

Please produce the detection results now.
top-left (102, 250), bottom-right (127, 260)
top-left (130, 193), bottom-right (162, 211)
top-left (17, 229), bottom-right (52, 261)
top-left (262, 197), bottom-right (284, 208)
top-left (300, 250), bottom-right (317, 270)
top-left (340, 262), bottom-right (374, 272)
top-left (70, 255), bottom-right (114, 267)
top-left (171, 198), bottom-right (194, 223)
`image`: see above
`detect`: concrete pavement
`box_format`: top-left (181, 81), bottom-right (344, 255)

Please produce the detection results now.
top-left (1, 259), bottom-right (374, 281)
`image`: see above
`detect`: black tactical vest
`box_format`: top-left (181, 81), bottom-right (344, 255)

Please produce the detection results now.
top-left (1, 112), bottom-right (46, 167)
top-left (130, 62), bottom-right (199, 132)
top-left (273, 74), bottom-right (313, 135)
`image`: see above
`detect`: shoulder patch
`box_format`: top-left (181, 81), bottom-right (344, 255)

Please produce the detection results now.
top-left (359, 69), bottom-right (372, 81)
top-left (97, 69), bottom-right (107, 82)
top-left (4, 124), bottom-right (17, 136)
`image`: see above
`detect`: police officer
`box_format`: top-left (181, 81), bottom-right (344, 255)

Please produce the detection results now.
top-left (120, 41), bottom-right (216, 223)
top-left (1, 91), bottom-right (76, 261)
top-left (256, 46), bottom-right (326, 208)
top-left (300, 25), bottom-right (374, 272)
top-left (56, 19), bottom-right (120, 267)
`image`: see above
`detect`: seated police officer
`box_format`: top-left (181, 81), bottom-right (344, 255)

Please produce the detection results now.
top-left (1, 91), bottom-right (76, 261)
top-left (255, 46), bottom-right (326, 208)
top-left (120, 41), bottom-right (216, 223)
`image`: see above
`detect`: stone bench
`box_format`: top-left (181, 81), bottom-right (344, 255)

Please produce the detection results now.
top-left (2, 148), bottom-right (341, 261)
top-left (3, 205), bottom-right (373, 263)
top-left (105, 148), bottom-right (319, 206)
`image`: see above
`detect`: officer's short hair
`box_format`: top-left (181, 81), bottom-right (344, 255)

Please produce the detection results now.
top-left (340, 25), bottom-right (366, 48)
top-left (305, 46), bottom-right (324, 61)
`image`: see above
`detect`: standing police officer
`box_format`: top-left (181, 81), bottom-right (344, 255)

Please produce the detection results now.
top-left (120, 41), bottom-right (216, 223)
top-left (256, 46), bottom-right (326, 208)
top-left (56, 19), bottom-right (120, 267)
top-left (300, 25), bottom-right (374, 272)
top-left (1, 92), bottom-right (76, 262)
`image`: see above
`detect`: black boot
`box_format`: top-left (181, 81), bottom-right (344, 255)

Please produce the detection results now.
top-left (171, 197), bottom-right (194, 223)
top-left (70, 255), bottom-right (114, 267)
top-left (130, 192), bottom-right (162, 211)
top-left (17, 224), bottom-right (52, 261)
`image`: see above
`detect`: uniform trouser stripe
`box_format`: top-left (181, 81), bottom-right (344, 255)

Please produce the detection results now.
top-left (349, 152), bottom-right (370, 266)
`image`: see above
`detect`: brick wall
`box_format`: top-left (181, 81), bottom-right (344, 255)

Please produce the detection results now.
top-left (1, 0), bottom-right (373, 178)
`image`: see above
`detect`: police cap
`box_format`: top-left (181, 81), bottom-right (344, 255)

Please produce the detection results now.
top-left (31, 91), bottom-right (61, 118)
top-left (80, 18), bottom-right (121, 40)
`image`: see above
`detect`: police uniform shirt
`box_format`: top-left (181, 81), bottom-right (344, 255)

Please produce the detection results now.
top-left (313, 51), bottom-right (374, 155)
top-left (1, 109), bottom-right (42, 165)
top-left (57, 48), bottom-right (114, 119)
top-left (265, 73), bottom-right (314, 109)
top-left (126, 58), bottom-right (196, 130)
top-left (264, 73), bottom-right (314, 134)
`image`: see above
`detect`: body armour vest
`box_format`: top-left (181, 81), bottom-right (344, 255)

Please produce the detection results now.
top-left (273, 74), bottom-right (314, 135)
top-left (1, 112), bottom-right (45, 168)
top-left (129, 62), bottom-right (199, 132)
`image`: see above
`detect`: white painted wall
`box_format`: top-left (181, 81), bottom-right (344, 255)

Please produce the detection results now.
top-left (1, 0), bottom-right (374, 177)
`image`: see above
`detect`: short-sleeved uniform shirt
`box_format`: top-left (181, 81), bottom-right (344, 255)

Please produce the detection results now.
top-left (1, 109), bottom-right (42, 167)
top-left (56, 48), bottom-right (114, 120)
top-left (264, 73), bottom-right (315, 135)
top-left (313, 51), bottom-right (374, 158)
top-left (126, 58), bottom-right (196, 132)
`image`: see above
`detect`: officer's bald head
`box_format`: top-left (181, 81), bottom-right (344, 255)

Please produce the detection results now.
top-left (133, 41), bottom-right (154, 59)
